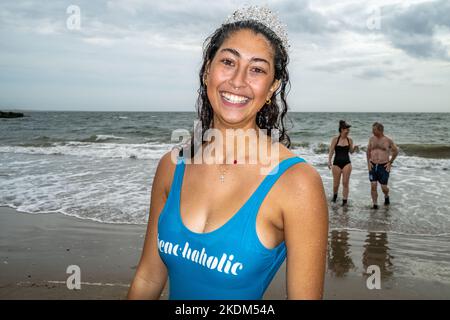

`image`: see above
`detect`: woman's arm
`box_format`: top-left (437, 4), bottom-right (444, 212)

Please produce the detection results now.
top-left (127, 150), bottom-right (176, 299)
top-left (349, 138), bottom-right (358, 154)
top-left (328, 137), bottom-right (337, 169)
top-left (282, 163), bottom-right (329, 299)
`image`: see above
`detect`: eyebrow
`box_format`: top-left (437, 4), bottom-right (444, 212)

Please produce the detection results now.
top-left (219, 48), bottom-right (270, 66)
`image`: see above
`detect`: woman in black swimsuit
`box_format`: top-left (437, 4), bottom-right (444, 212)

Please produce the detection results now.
top-left (328, 120), bottom-right (358, 205)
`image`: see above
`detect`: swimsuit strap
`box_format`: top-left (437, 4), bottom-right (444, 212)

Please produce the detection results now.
top-left (171, 155), bottom-right (306, 224)
top-left (169, 154), bottom-right (186, 202)
top-left (247, 156), bottom-right (306, 213)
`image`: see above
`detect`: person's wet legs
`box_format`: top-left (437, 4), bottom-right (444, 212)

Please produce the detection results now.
top-left (371, 182), bottom-right (378, 209)
top-left (332, 165), bottom-right (342, 202)
top-left (381, 184), bottom-right (390, 205)
top-left (342, 164), bottom-right (352, 205)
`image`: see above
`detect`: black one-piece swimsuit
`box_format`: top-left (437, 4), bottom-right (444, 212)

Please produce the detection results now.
top-left (333, 136), bottom-right (351, 169)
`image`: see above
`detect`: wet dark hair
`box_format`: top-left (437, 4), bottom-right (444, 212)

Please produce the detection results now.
top-left (180, 20), bottom-right (291, 159)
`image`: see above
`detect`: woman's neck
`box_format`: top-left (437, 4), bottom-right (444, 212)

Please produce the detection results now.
top-left (203, 118), bottom-right (274, 165)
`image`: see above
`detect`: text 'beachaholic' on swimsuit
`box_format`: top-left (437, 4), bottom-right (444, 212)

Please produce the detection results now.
top-left (333, 136), bottom-right (351, 169)
top-left (157, 155), bottom-right (306, 300)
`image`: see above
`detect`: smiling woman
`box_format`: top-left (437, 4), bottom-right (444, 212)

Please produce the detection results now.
top-left (205, 30), bottom-right (281, 125)
top-left (195, 13), bottom-right (291, 151)
top-left (127, 5), bottom-right (328, 300)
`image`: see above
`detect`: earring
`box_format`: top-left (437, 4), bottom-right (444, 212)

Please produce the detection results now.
top-left (265, 98), bottom-right (271, 105)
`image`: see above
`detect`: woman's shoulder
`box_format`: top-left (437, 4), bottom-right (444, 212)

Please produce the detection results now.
top-left (280, 159), bottom-right (321, 189)
top-left (157, 148), bottom-right (180, 171)
top-left (153, 148), bottom-right (181, 196)
top-left (275, 151), bottom-right (325, 220)
top-left (272, 164), bottom-right (325, 227)
top-left (276, 146), bottom-right (319, 186)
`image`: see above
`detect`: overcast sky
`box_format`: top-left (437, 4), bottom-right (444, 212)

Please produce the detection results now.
top-left (0, 0), bottom-right (449, 112)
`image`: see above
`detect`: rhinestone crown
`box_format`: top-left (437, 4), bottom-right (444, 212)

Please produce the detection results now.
top-left (223, 5), bottom-right (289, 50)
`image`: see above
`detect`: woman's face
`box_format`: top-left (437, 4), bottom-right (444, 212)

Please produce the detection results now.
top-left (205, 29), bottom-right (280, 126)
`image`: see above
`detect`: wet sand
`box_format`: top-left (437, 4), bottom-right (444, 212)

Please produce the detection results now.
top-left (1, 206), bottom-right (449, 300)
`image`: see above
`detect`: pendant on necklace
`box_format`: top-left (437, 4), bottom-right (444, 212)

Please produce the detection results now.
top-left (219, 159), bottom-right (237, 183)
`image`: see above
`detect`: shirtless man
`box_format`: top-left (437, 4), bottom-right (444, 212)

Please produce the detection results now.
top-left (366, 122), bottom-right (399, 209)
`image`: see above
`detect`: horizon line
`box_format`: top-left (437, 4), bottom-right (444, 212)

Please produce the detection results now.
top-left (1, 109), bottom-right (449, 114)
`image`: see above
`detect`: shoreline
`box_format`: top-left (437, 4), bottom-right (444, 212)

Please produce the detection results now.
top-left (1, 206), bottom-right (450, 300)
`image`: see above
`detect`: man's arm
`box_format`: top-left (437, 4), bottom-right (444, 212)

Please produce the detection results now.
top-left (366, 138), bottom-right (373, 171)
top-left (389, 138), bottom-right (399, 164)
top-left (385, 138), bottom-right (399, 172)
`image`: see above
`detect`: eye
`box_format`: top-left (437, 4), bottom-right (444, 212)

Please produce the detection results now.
top-left (250, 67), bottom-right (266, 74)
top-left (221, 58), bottom-right (234, 66)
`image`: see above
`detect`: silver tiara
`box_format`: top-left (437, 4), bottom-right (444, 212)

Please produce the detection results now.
top-left (223, 5), bottom-right (289, 50)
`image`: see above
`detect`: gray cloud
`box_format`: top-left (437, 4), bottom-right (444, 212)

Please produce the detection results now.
top-left (289, 0), bottom-right (450, 62)
top-left (310, 59), bottom-right (371, 73)
top-left (379, 0), bottom-right (450, 60)
top-left (292, 0), bottom-right (450, 79)
top-left (356, 68), bottom-right (386, 79)
top-left (278, 0), bottom-right (337, 34)
top-left (310, 58), bottom-right (408, 81)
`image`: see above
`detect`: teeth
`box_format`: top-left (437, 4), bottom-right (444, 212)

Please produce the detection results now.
top-left (221, 92), bottom-right (249, 104)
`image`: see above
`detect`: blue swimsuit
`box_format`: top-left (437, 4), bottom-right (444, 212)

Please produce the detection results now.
top-left (157, 155), bottom-right (306, 300)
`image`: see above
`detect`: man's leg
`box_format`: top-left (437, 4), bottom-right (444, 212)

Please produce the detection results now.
top-left (380, 165), bottom-right (390, 205)
top-left (381, 184), bottom-right (390, 205)
top-left (371, 182), bottom-right (378, 208)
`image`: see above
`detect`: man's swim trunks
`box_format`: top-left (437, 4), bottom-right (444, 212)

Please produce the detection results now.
top-left (369, 161), bottom-right (389, 185)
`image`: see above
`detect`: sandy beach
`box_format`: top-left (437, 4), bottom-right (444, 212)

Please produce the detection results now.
top-left (1, 206), bottom-right (449, 300)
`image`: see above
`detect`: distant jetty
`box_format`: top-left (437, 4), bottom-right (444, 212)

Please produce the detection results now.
top-left (0, 111), bottom-right (24, 118)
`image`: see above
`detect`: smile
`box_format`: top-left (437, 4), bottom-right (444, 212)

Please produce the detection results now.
top-left (220, 92), bottom-right (251, 106)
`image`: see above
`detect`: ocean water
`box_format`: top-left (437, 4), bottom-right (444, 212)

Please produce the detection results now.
top-left (1, 111), bottom-right (449, 236)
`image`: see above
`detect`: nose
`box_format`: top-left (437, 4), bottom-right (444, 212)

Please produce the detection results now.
top-left (228, 65), bottom-right (247, 90)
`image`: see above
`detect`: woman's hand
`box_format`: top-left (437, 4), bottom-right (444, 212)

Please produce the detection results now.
top-left (327, 161), bottom-right (332, 170)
